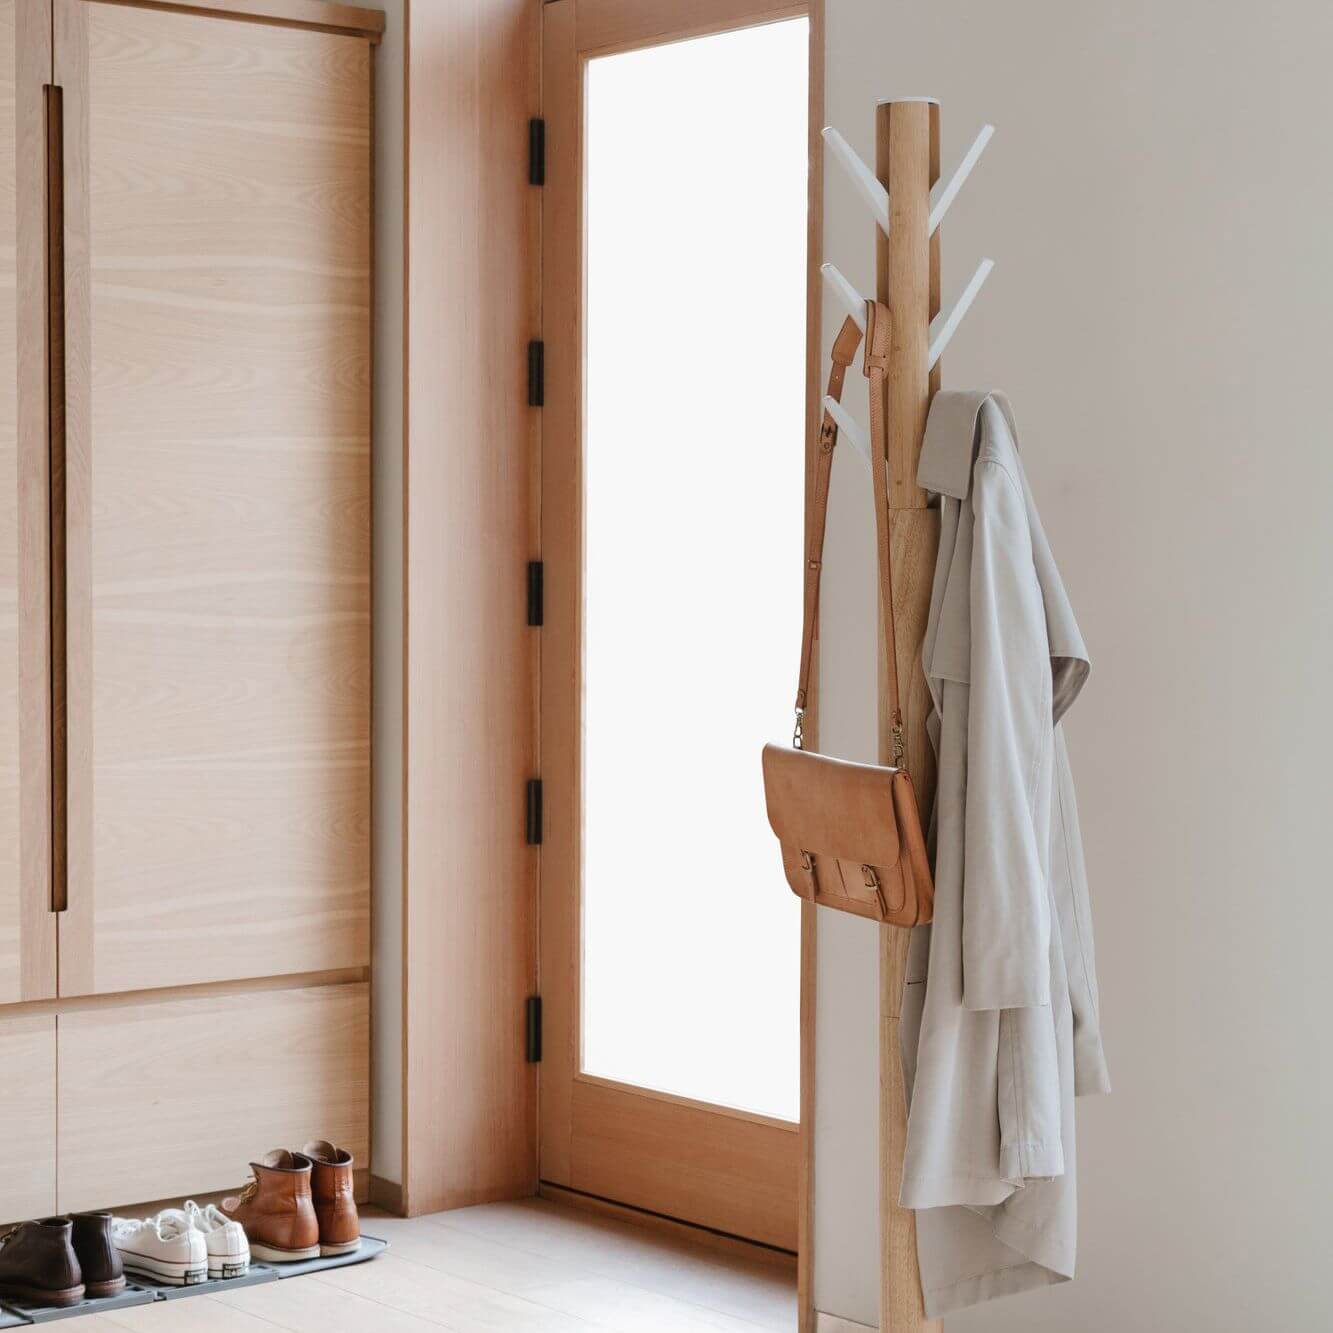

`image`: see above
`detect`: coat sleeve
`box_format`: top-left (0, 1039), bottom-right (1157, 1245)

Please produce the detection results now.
top-left (963, 459), bottom-right (1052, 1011)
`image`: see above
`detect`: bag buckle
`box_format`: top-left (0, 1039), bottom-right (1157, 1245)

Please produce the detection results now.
top-left (793, 708), bottom-right (805, 749)
top-left (799, 850), bottom-right (817, 903)
top-left (862, 864), bottom-right (889, 918)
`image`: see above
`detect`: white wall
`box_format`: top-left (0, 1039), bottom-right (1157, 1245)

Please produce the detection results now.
top-left (817, 2), bottom-right (1333, 1330)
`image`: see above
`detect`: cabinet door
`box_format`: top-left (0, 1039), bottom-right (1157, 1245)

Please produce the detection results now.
top-left (55, 0), bottom-right (372, 995)
top-left (58, 982), bottom-right (368, 1213)
top-left (0, 0), bottom-right (56, 1006)
top-left (0, 1013), bottom-right (57, 1221)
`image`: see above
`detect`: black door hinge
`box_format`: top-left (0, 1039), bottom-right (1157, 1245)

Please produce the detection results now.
top-left (527, 339), bottom-right (544, 407)
top-left (527, 560), bottom-right (544, 627)
top-left (529, 118), bottom-right (545, 186)
top-left (525, 778), bottom-right (543, 846)
top-left (525, 995), bottom-right (543, 1063)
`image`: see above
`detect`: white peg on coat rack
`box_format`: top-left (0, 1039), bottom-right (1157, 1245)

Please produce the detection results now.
top-left (822, 119), bottom-right (995, 239)
top-left (822, 125), bottom-right (890, 233)
top-left (821, 394), bottom-right (871, 466)
top-left (928, 258), bottom-right (994, 368)
top-left (928, 123), bottom-right (995, 233)
top-left (820, 262), bottom-right (867, 331)
top-left (821, 256), bottom-right (995, 375)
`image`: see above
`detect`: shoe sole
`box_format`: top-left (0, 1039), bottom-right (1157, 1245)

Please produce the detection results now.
top-left (248, 1241), bottom-right (321, 1263)
top-left (85, 1277), bottom-right (128, 1299)
top-left (320, 1239), bottom-right (361, 1257)
top-left (0, 1281), bottom-right (86, 1308)
top-left (119, 1254), bottom-right (208, 1286)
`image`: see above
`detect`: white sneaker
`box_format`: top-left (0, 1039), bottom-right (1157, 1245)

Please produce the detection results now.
top-left (181, 1201), bottom-right (250, 1279)
top-left (110, 1213), bottom-right (207, 1287)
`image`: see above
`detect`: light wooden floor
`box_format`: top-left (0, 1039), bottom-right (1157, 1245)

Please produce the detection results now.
top-left (70, 1198), bottom-right (797, 1331)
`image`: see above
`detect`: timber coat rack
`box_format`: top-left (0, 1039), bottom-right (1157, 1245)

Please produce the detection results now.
top-left (805, 99), bottom-right (993, 1332)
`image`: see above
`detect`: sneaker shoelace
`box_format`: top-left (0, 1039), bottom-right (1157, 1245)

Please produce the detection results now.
top-left (112, 1214), bottom-right (187, 1243)
top-left (184, 1200), bottom-right (228, 1233)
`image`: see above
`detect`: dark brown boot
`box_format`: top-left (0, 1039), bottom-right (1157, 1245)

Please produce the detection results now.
top-left (70, 1213), bottom-right (125, 1299)
top-left (0, 1218), bottom-right (85, 1308)
top-left (302, 1140), bottom-right (360, 1256)
top-left (220, 1149), bottom-right (320, 1263)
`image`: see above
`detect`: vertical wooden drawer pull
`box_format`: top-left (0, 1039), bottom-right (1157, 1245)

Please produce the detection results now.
top-left (45, 84), bottom-right (67, 915)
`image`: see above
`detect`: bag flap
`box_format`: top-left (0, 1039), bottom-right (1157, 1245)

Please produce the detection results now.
top-left (762, 744), bottom-right (902, 868)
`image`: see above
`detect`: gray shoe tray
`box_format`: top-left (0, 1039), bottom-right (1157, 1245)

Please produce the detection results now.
top-left (0, 1235), bottom-right (387, 1323)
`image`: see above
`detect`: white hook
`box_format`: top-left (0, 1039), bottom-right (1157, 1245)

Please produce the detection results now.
top-left (822, 395), bottom-right (871, 469)
top-left (822, 126), bottom-right (890, 236)
top-left (928, 258), bottom-right (994, 370)
top-left (824, 121), bottom-right (994, 239)
top-left (928, 124), bottom-right (994, 236)
top-left (820, 263), bottom-right (867, 331)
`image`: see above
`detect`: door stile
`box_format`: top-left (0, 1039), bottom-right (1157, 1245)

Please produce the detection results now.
top-left (537, 0), bottom-right (581, 1188)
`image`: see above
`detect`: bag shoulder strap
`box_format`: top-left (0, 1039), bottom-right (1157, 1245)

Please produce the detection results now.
top-left (794, 315), bottom-right (862, 732)
top-left (794, 302), bottom-right (905, 767)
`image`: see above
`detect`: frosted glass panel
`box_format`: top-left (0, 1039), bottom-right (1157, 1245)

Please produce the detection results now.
top-left (582, 20), bottom-right (809, 1123)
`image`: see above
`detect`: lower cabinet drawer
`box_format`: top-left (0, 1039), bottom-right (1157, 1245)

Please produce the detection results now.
top-left (0, 1013), bottom-right (57, 1222)
top-left (56, 982), bottom-right (368, 1214)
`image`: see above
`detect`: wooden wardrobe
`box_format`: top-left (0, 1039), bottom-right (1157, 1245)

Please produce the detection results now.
top-left (0, 0), bottom-right (378, 1220)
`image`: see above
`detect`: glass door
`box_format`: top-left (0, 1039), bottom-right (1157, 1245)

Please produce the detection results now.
top-left (539, 0), bottom-right (815, 1247)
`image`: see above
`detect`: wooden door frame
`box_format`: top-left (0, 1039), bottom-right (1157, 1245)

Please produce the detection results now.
top-left (399, 0), bottom-right (542, 1216)
top-left (538, 0), bottom-right (823, 1254)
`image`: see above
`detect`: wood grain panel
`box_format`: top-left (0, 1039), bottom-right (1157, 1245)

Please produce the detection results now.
top-left (401, 0), bottom-right (539, 1215)
top-left (57, 1), bottom-right (371, 995)
top-left (0, 0), bottom-right (23, 1001)
top-left (575, 0), bottom-right (806, 56)
top-left (0, 1012), bottom-right (57, 1221)
top-left (569, 1078), bottom-right (799, 1251)
top-left (57, 981), bottom-right (369, 1212)
top-left (89, 0), bottom-right (384, 41)
top-left (1, 0), bottom-right (58, 1005)
top-left (876, 102), bottom-right (940, 1333)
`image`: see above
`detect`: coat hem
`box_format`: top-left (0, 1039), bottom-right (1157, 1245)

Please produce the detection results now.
top-left (923, 1260), bottom-right (1068, 1319)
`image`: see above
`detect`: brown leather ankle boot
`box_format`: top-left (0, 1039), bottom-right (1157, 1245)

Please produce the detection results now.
top-left (302, 1140), bottom-right (360, 1256)
top-left (70, 1212), bottom-right (125, 1298)
top-left (220, 1149), bottom-right (320, 1263)
top-left (0, 1218), bottom-right (85, 1308)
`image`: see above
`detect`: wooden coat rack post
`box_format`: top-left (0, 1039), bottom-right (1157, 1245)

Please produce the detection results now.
top-left (811, 96), bottom-right (993, 1333)
top-left (877, 97), bottom-right (940, 1333)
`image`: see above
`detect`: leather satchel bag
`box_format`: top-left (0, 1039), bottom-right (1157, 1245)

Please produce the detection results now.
top-left (761, 302), bottom-right (934, 927)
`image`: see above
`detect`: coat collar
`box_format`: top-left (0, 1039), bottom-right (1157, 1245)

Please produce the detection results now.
top-left (918, 389), bottom-right (1019, 500)
top-left (919, 388), bottom-right (1091, 722)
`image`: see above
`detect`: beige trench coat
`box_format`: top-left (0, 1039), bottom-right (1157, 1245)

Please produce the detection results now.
top-left (900, 391), bottom-right (1110, 1318)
